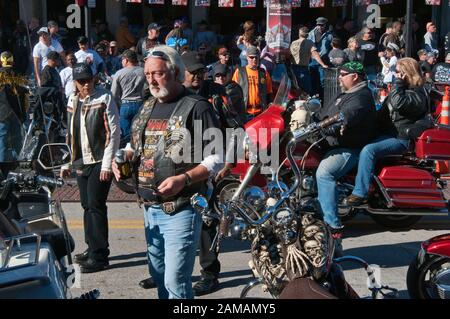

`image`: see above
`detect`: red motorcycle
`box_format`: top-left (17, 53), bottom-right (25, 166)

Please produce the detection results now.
top-left (407, 233), bottom-right (450, 299)
top-left (214, 77), bottom-right (450, 229)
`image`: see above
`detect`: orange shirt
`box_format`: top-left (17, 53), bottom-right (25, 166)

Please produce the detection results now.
top-left (232, 66), bottom-right (273, 115)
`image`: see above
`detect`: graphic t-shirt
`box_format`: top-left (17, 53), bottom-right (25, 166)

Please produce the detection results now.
top-left (358, 39), bottom-right (379, 68)
top-left (138, 101), bottom-right (176, 186)
top-left (137, 93), bottom-right (220, 190)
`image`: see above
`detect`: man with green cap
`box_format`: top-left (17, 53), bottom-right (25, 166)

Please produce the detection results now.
top-left (314, 61), bottom-right (376, 254)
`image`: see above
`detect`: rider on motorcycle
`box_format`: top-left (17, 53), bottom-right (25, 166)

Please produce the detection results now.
top-left (314, 61), bottom-right (376, 249)
top-left (345, 58), bottom-right (430, 207)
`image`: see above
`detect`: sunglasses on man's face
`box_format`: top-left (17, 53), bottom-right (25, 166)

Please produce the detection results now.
top-left (248, 56), bottom-right (258, 60)
top-left (215, 73), bottom-right (227, 78)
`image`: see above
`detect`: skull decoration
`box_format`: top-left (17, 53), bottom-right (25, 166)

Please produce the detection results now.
top-left (303, 240), bottom-right (325, 267)
top-left (303, 225), bottom-right (321, 239)
top-left (301, 214), bottom-right (315, 227)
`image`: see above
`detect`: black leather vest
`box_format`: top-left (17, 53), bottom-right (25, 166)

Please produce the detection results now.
top-left (130, 93), bottom-right (208, 202)
top-left (236, 66), bottom-right (268, 111)
top-left (67, 93), bottom-right (110, 165)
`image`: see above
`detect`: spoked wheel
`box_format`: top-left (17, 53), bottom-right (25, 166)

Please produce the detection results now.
top-left (407, 255), bottom-right (450, 299)
top-left (212, 178), bottom-right (241, 215)
top-left (370, 215), bottom-right (422, 229)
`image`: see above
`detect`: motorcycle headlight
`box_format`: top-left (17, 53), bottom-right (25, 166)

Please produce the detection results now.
top-left (243, 186), bottom-right (267, 212)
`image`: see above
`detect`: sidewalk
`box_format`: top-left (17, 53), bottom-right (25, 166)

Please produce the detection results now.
top-left (53, 178), bottom-right (136, 202)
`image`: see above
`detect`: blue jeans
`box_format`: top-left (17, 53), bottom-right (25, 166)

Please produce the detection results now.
top-left (0, 116), bottom-right (23, 162)
top-left (144, 204), bottom-right (202, 299)
top-left (353, 136), bottom-right (410, 198)
top-left (292, 65), bottom-right (312, 96)
top-left (120, 101), bottom-right (142, 146)
top-left (316, 148), bottom-right (360, 229)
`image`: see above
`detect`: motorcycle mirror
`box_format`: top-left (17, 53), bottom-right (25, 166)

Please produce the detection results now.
top-left (305, 98), bottom-right (322, 113)
top-left (190, 194), bottom-right (209, 214)
top-left (37, 143), bottom-right (72, 170)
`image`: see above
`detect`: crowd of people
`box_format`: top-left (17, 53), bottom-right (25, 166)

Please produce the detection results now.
top-left (0, 13), bottom-right (449, 300)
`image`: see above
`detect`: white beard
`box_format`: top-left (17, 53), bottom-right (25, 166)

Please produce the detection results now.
top-left (150, 86), bottom-right (170, 99)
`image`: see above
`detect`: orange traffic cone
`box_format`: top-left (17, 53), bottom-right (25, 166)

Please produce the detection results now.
top-left (436, 86), bottom-right (450, 175)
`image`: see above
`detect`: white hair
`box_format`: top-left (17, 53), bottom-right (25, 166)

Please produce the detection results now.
top-left (147, 45), bottom-right (185, 83)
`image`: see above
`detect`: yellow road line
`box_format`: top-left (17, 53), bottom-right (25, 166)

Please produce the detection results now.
top-left (68, 220), bottom-right (144, 230)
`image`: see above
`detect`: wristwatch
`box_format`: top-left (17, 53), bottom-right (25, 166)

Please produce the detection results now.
top-left (184, 173), bottom-right (192, 187)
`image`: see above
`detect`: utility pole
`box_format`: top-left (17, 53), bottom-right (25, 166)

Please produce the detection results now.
top-left (405, 0), bottom-right (413, 57)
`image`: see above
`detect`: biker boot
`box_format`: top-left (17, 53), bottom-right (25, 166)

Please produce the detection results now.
top-left (193, 277), bottom-right (219, 296)
top-left (343, 194), bottom-right (367, 207)
top-left (139, 277), bottom-right (157, 289)
top-left (74, 249), bottom-right (89, 263)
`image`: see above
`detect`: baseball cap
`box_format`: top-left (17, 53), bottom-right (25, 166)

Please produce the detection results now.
top-left (218, 47), bottom-right (229, 56)
top-left (72, 63), bottom-right (93, 81)
top-left (181, 51), bottom-right (204, 73)
top-left (339, 62), bottom-right (365, 75)
top-left (77, 36), bottom-right (88, 44)
top-left (148, 23), bottom-right (161, 31)
top-left (246, 46), bottom-right (260, 57)
top-left (110, 41), bottom-right (118, 47)
top-left (316, 17), bottom-right (328, 25)
top-left (37, 27), bottom-right (49, 35)
top-left (213, 63), bottom-right (228, 77)
top-left (47, 20), bottom-right (58, 29)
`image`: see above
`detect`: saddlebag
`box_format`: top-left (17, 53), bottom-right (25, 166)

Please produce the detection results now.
top-left (377, 166), bottom-right (447, 209)
top-left (415, 126), bottom-right (450, 161)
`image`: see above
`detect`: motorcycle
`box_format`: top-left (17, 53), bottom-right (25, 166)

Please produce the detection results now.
top-left (213, 76), bottom-right (450, 229)
top-left (407, 233), bottom-right (450, 299)
top-left (0, 143), bottom-right (99, 299)
top-left (191, 110), bottom-right (397, 299)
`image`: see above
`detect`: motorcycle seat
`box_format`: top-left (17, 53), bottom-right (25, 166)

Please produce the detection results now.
top-left (24, 220), bottom-right (74, 260)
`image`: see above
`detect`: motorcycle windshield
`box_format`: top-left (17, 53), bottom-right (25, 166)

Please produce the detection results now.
top-left (272, 70), bottom-right (291, 109)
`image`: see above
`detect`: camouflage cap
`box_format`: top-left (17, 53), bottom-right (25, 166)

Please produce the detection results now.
top-left (339, 61), bottom-right (365, 75)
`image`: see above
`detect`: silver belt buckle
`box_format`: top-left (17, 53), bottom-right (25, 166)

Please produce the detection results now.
top-left (162, 202), bottom-right (176, 214)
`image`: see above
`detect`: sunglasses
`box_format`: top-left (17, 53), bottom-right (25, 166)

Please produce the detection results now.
top-left (215, 73), bottom-right (227, 78)
top-left (248, 56), bottom-right (259, 60)
top-left (77, 78), bottom-right (92, 85)
top-left (144, 50), bottom-right (169, 61)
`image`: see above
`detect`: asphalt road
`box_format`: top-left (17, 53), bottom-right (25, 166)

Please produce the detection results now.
top-left (64, 202), bottom-right (450, 299)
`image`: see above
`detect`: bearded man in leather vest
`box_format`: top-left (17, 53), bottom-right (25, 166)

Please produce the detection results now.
top-left (112, 45), bottom-right (222, 299)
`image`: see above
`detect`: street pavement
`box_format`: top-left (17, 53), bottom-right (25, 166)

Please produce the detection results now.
top-left (65, 201), bottom-right (450, 300)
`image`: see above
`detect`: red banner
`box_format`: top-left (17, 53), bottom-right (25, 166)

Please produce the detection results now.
top-left (218, 0), bottom-right (234, 7)
top-left (266, 0), bottom-right (292, 61)
top-left (355, 0), bottom-right (371, 5)
top-left (309, 0), bottom-right (324, 7)
top-left (425, 0), bottom-right (441, 4)
top-left (172, 0), bottom-right (188, 5)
